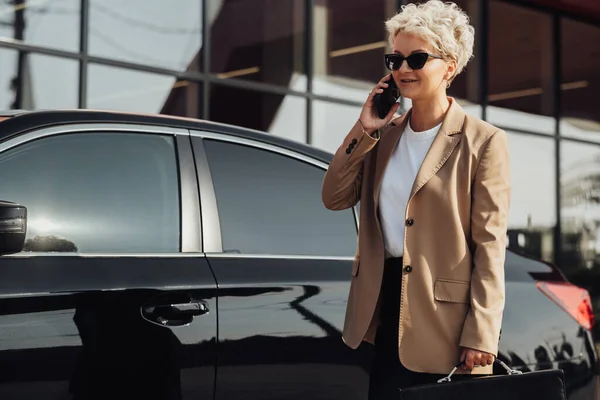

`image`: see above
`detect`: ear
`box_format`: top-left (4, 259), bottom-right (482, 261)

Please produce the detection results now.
top-left (445, 59), bottom-right (458, 82)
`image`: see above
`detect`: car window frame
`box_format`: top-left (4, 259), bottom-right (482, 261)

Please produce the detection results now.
top-left (0, 122), bottom-right (202, 256)
top-left (190, 129), bottom-right (359, 260)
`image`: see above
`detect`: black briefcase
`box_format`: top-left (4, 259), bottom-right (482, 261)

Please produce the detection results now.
top-left (398, 360), bottom-right (566, 400)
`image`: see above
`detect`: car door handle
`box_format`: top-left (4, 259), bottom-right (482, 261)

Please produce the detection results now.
top-left (144, 300), bottom-right (209, 317)
top-left (142, 300), bottom-right (210, 327)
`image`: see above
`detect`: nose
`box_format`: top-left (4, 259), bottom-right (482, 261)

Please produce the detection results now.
top-left (398, 59), bottom-right (413, 73)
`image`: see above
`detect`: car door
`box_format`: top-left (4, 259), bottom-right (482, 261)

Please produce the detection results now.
top-left (190, 131), bottom-right (372, 400)
top-left (0, 123), bottom-right (217, 400)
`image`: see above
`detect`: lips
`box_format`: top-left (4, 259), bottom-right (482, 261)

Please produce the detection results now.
top-left (400, 79), bottom-right (418, 84)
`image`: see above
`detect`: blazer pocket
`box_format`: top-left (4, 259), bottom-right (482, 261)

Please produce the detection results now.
top-left (434, 279), bottom-right (470, 304)
top-left (351, 255), bottom-right (360, 277)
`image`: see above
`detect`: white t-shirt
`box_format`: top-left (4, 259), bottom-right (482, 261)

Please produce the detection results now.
top-left (378, 120), bottom-right (441, 257)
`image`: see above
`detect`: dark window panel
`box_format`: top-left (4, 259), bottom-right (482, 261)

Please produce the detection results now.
top-left (203, 138), bottom-right (356, 256)
top-left (517, 0), bottom-right (600, 22)
top-left (208, 84), bottom-right (306, 143)
top-left (487, 1), bottom-right (555, 135)
top-left (560, 18), bottom-right (600, 142)
top-left (312, 0), bottom-right (390, 100)
top-left (0, 132), bottom-right (180, 253)
top-left (209, 0), bottom-right (305, 89)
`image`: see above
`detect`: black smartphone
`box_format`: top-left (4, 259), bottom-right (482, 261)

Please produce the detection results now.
top-left (373, 75), bottom-right (401, 119)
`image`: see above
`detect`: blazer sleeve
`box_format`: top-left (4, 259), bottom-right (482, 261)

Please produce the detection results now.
top-left (321, 120), bottom-right (380, 210)
top-left (459, 129), bottom-right (511, 356)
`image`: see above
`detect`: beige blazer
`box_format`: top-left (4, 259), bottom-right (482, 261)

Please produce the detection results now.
top-left (322, 99), bottom-right (511, 375)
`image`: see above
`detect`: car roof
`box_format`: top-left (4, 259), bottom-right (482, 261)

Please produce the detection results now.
top-left (0, 109), bottom-right (334, 164)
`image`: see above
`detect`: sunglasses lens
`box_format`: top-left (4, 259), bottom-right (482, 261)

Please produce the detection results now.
top-left (385, 53), bottom-right (431, 71)
top-left (407, 53), bottom-right (429, 70)
top-left (385, 54), bottom-right (403, 71)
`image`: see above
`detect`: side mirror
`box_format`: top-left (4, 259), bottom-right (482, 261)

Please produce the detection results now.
top-left (0, 201), bottom-right (27, 255)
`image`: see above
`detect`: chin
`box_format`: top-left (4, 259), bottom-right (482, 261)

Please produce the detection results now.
top-left (402, 90), bottom-right (437, 102)
top-left (399, 91), bottom-right (420, 100)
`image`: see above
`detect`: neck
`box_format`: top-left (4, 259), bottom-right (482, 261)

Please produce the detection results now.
top-left (409, 94), bottom-right (451, 132)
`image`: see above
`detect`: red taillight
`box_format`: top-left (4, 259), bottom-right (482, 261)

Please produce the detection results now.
top-left (536, 281), bottom-right (595, 330)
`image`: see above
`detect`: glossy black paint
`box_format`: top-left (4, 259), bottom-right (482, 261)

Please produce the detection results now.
top-left (0, 255), bottom-right (217, 400)
top-left (500, 252), bottom-right (599, 398)
top-left (207, 256), bottom-right (372, 400)
top-left (0, 110), bottom-right (598, 400)
top-left (204, 252), bottom-right (600, 400)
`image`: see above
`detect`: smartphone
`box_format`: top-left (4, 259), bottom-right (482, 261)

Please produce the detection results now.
top-left (373, 75), bottom-right (401, 119)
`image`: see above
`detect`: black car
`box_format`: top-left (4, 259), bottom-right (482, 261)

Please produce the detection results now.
top-left (0, 110), bottom-right (597, 400)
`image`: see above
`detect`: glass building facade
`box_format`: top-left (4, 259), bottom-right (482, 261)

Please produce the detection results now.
top-left (1, 0), bottom-right (600, 323)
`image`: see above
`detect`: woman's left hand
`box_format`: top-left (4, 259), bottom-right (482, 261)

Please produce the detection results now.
top-left (460, 347), bottom-right (495, 370)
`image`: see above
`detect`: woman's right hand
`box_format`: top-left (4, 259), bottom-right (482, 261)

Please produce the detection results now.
top-left (358, 75), bottom-right (401, 135)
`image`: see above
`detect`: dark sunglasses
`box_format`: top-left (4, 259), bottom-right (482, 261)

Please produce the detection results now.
top-left (384, 52), bottom-right (443, 71)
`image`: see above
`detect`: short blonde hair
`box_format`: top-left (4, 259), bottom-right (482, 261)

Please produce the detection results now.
top-left (385, 1), bottom-right (475, 79)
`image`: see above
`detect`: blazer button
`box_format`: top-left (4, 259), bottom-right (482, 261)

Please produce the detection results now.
top-left (406, 218), bottom-right (414, 227)
top-left (403, 265), bottom-right (412, 274)
top-left (346, 147), bottom-right (352, 154)
top-left (351, 138), bottom-right (358, 145)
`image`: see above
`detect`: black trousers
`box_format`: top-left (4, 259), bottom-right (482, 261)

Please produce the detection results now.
top-left (368, 257), bottom-right (470, 399)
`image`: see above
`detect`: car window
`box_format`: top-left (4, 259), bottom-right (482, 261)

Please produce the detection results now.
top-left (0, 132), bottom-right (180, 253)
top-left (203, 138), bottom-right (357, 257)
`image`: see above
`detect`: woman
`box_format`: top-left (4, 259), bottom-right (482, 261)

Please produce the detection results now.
top-left (321, 1), bottom-right (511, 397)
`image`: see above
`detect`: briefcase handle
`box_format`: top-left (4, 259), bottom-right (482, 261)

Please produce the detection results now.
top-left (437, 359), bottom-right (523, 383)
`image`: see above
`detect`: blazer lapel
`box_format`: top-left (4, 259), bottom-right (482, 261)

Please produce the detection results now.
top-left (409, 99), bottom-right (466, 200)
top-left (373, 111), bottom-right (411, 209)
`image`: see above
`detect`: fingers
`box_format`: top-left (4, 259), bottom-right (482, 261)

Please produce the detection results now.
top-left (379, 74), bottom-right (392, 85)
top-left (365, 87), bottom-right (381, 104)
top-left (366, 79), bottom-right (390, 103)
top-left (478, 353), bottom-right (494, 366)
top-left (369, 76), bottom-right (393, 97)
top-left (384, 102), bottom-right (401, 120)
top-left (461, 349), bottom-right (495, 370)
top-left (464, 351), bottom-right (476, 370)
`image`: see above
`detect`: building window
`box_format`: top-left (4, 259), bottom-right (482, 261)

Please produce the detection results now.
top-left (560, 142), bottom-right (600, 272)
top-left (311, 0), bottom-right (392, 101)
top-left (505, 133), bottom-right (556, 263)
top-left (487, 1), bottom-right (555, 135)
top-left (87, 64), bottom-right (203, 118)
top-left (89, 0), bottom-right (202, 72)
top-left (311, 100), bottom-right (362, 154)
top-left (0, 0), bottom-right (80, 52)
top-left (209, 0), bottom-right (306, 89)
top-left (208, 84), bottom-right (307, 143)
top-left (560, 18), bottom-right (600, 142)
top-left (0, 50), bottom-right (79, 110)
